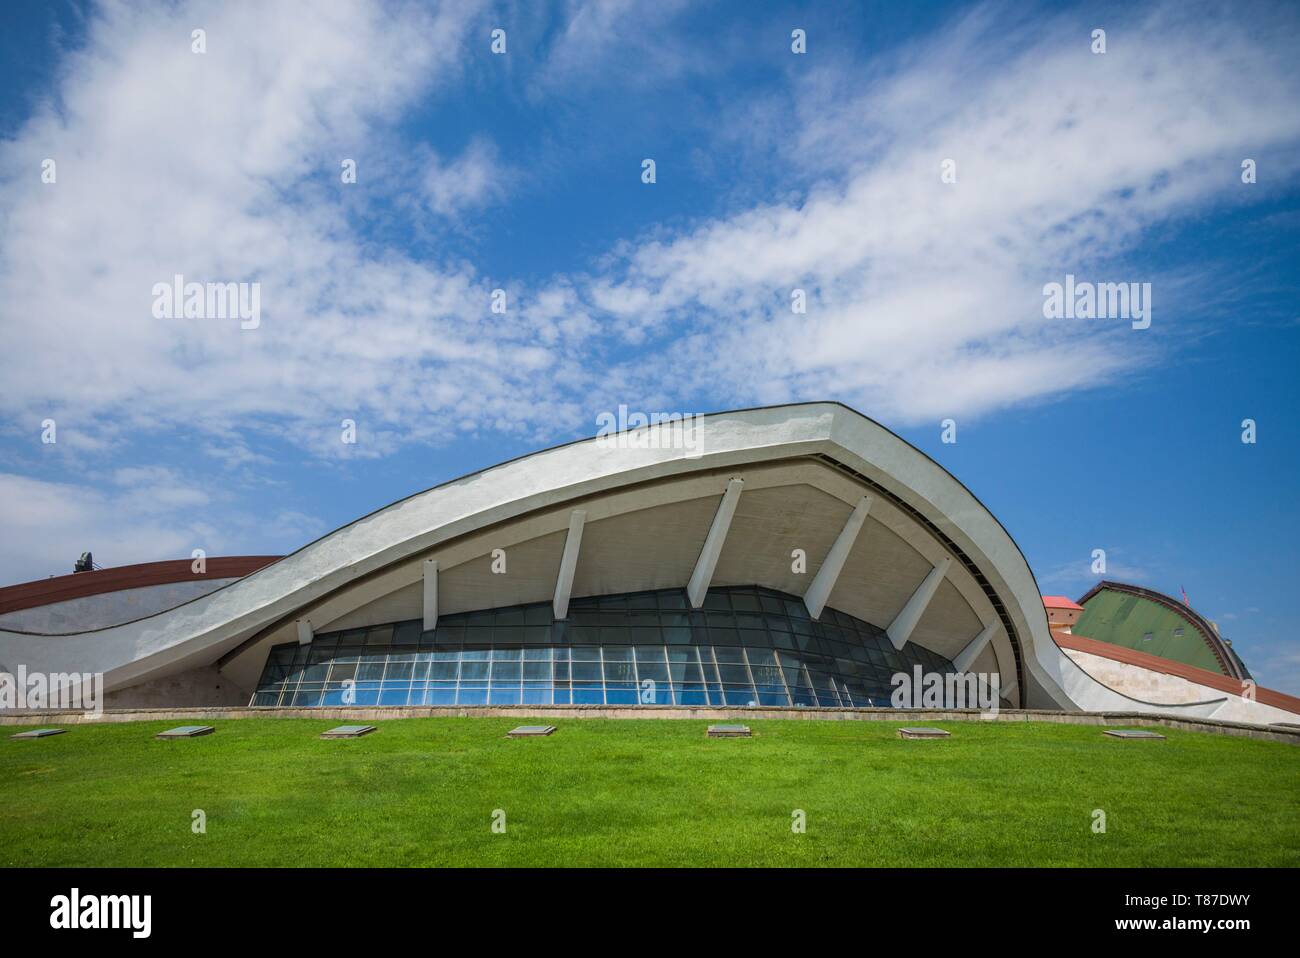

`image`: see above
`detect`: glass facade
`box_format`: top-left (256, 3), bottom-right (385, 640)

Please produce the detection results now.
top-left (251, 585), bottom-right (958, 708)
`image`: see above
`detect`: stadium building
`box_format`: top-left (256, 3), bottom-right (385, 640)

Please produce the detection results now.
top-left (2, 403), bottom-right (1296, 724)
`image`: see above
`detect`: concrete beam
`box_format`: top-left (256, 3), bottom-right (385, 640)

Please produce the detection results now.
top-left (687, 478), bottom-right (744, 608)
top-left (552, 510), bottom-right (587, 620)
top-left (422, 559), bottom-right (438, 632)
top-left (295, 618), bottom-right (313, 646)
top-left (952, 621), bottom-right (997, 673)
top-left (886, 556), bottom-right (952, 650)
top-left (802, 495), bottom-right (872, 620)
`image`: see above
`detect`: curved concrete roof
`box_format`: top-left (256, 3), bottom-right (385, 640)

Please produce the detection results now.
top-left (0, 402), bottom-right (1232, 718)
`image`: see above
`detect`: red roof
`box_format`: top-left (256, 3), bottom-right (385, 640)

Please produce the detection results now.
top-left (1042, 595), bottom-right (1084, 611)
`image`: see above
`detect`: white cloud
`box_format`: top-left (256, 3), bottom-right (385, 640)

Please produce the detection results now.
top-left (418, 138), bottom-right (509, 218)
top-left (0, 0), bottom-right (591, 454)
top-left (571, 3), bottom-right (1300, 422)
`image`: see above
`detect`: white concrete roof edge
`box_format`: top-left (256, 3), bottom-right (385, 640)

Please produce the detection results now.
top-left (0, 401), bottom-right (1228, 717)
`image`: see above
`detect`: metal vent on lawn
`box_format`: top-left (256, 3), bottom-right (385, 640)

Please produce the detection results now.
top-left (155, 725), bottom-right (215, 739)
top-left (507, 725), bottom-right (556, 737)
top-left (707, 724), bottom-right (751, 738)
top-left (321, 725), bottom-right (377, 739)
top-left (9, 728), bottom-right (66, 740)
top-left (1103, 729), bottom-right (1166, 740)
top-left (898, 727), bottom-right (950, 739)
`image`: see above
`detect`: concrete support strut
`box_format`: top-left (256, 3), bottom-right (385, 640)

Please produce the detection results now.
top-left (422, 559), bottom-right (438, 632)
top-left (687, 478), bottom-right (744, 608)
top-left (886, 557), bottom-right (952, 651)
top-left (553, 510), bottom-right (587, 620)
top-left (803, 495), bottom-right (872, 620)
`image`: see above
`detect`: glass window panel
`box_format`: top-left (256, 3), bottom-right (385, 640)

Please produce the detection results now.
top-left (393, 621), bottom-right (421, 645)
top-left (702, 592), bottom-right (731, 611)
top-left (670, 659), bottom-right (703, 683)
top-left (385, 660), bottom-right (414, 681)
top-left (637, 661), bottom-right (669, 683)
top-left (723, 686), bottom-right (757, 706)
top-left (490, 662), bottom-right (522, 681)
top-left (356, 660), bottom-right (387, 681)
top-left (657, 590), bottom-right (688, 610)
top-left (571, 684), bottom-right (603, 704)
top-left (717, 664), bottom-right (751, 684)
top-left (430, 660), bottom-right (459, 680)
top-left (605, 683), bottom-right (638, 704)
top-left (523, 661), bottom-right (551, 681)
top-left (457, 686), bottom-right (488, 705)
top-left (523, 647), bottom-right (552, 660)
top-left (366, 626), bottom-right (395, 645)
top-left (676, 684), bottom-right (708, 705)
top-left (488, 686), bottom-right (522, 705)
top-left (495, 607), bottom-right (525, 626)
top-left (602, 646), bottom-right (633, 661)
top-left (459, 661), bottom-right (489, 680)
top-left (424, 685), bottom-right (457, 705)
top-left (571, 660), bottom-right (602, 681)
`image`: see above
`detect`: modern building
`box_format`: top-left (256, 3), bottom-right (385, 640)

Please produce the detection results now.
top-left (2, 402), bottom-right (1296, 723)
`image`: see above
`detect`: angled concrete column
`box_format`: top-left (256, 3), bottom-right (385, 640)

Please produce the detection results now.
top-left (552, 509), bottom-right (587, 620)
top-left (886, 556), bottom-right (952, 650)
top-left (952, 622), bottom-right (997, 673)
top-left (296, 618), bottom-right (313, 646)
top-left (422, 559), bottom-right (439, 632)
top-left (803, 495), bottom-right (872, 621)
top-left (997, 674), bottom-right (1018, 702)
top-left (687, 478), bottom-right (744, 608)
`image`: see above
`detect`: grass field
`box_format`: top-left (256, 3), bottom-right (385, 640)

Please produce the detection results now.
top-left (2, 717), bottom-right (1297, 867)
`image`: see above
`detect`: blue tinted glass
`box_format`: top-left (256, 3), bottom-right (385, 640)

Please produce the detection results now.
top-left (253, 587), bottom-right (960, 709)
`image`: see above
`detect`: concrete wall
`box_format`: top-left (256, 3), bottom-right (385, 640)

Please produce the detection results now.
top-left (104, 663), bottom-right (250, 708)
top-left (1064, 648), bottom-right (1297, 725)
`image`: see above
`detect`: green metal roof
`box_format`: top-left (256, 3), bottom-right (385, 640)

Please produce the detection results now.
top-left (1073, 586), bottom-right (1229, 675)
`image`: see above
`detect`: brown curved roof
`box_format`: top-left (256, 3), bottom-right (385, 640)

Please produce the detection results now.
top-left (0, 556), bottom-right (282, 616)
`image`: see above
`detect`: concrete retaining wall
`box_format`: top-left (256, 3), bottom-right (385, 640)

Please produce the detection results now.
top-left (3, 704), bottom-right (1297, 744)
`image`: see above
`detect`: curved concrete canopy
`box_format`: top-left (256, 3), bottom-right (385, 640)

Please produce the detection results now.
top-left (0, 402), bottom-right (1229, 717)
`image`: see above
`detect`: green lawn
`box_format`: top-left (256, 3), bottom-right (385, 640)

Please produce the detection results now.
top-left (1, 717), bottom-right (1296, 867)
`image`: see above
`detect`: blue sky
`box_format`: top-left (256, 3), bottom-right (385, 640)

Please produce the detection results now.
top-left (1, 0), bottom-right (1298, 692)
